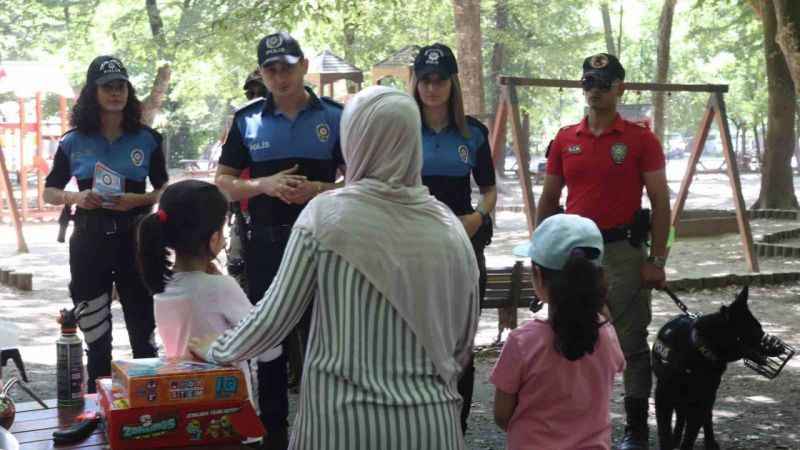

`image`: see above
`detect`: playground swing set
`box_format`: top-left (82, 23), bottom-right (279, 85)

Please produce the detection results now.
top-left (490, 76), bottom-right (759, 273)
top-left (0, 61), bottom-right (75, 253)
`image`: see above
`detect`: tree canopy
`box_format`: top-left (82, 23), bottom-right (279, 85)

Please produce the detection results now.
top-left (0, 0), bottom-right (780, 165)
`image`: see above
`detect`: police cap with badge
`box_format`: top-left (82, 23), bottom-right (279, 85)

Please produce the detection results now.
top-left (581, 53), bottom-right (625, 91)
top-left (86, 55), bottom-right (129, 86)
top-left (414, 43), bottom-right (458, 79)
top-left (258, 32), bottom-right (304, 67)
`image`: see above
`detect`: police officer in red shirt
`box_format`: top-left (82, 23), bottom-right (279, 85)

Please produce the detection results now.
top-left (537, 53), bottom-right (670, 450)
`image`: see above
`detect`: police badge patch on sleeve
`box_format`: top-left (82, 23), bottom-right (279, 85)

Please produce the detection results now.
top-left (610, 143), bottom-right (628, 165)
top-left (567, 144), bottom-right (582, 155)
top-left (316, 123), bottom-right (330, 142)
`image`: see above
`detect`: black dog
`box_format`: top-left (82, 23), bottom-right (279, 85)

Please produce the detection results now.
top-left (652, 286), bottom-right (782, 450)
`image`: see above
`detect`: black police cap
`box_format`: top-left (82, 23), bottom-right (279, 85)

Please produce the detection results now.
top-left (86, 56), bottom-right (129, 86)
top-left (258, 32), bottom-right (304, 67)
top-left (414, 43), bottom-right (458, 79)
top-left (582, 53), bottom-right (625, 82)
top-left (242, 69), bottom-right (265, 90)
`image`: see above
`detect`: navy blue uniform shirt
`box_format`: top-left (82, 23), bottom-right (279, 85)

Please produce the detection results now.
top-left (45, 126), bottom-right (168, 217)
top-left (219, 87), bottom-right (344, 226)
top-left (421, 116), bottom-right (495, 216)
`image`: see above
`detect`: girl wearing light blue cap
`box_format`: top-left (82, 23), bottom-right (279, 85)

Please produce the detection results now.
top-left (491, 214), bottom-right (625, 450)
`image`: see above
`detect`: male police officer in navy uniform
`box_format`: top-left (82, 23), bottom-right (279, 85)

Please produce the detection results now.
top-left (215, 32), bottom-right (344, 450)
top-left (44, 56), bottom-right (165, 392)
top-left (537, 54), bottom-right (669, 450)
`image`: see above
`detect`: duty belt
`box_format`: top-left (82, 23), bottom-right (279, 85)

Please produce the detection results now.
top-left (74, 214), bottom-right (139, 236)
top-left (247, 223), bottom-right (293, 243)
top-left (600, 225), bottom-right (631, 243)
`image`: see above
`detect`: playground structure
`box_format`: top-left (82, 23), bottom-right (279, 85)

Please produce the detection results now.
top-left (307, 50), bottom-right (364, 99)
top-left (372, 45), bottom-right (420, 88)
top-left (490, 77), bottom-right (759, 272)
top-left (0, 61), bottom-right (74, 228)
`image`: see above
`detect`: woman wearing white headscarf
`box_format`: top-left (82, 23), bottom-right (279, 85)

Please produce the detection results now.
top-left (190, 86), bottom-right (480, 449)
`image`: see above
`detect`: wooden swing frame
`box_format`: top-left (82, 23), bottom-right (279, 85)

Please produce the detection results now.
top-left (490, 76), bottom-right (758, 272)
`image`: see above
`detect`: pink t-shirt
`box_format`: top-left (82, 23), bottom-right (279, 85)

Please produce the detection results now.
top-left (490, 318), bottom-right (625, 450)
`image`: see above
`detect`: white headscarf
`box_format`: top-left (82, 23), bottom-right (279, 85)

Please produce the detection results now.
top-left (294, 86), bottom-right (479, 383)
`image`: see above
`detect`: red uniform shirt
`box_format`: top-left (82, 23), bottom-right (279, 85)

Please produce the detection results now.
top-left (546, 114), bottom-right (665, 230)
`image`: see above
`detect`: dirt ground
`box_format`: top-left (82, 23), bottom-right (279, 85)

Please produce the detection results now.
top-left (3, 284), bottom-right (798, 449)
top-left (465, 285), bottom-right (800, 450)
top-left (3, 222), bottom-right (799, 450)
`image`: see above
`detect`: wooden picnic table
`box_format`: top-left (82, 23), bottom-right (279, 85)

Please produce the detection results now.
top-left (9, 396), bottom-right (249, 449)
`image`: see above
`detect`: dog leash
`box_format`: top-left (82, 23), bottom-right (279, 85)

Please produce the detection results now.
top-left (663, 286), bottom-right (692, 316)
top-left (604, 286), bottom-right (692, 326)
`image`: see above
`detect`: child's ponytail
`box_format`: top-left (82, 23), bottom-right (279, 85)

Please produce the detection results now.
top-left (542, 252), bottom-right (606, 361)
top-left (136, 212), bottom-right (172, 295)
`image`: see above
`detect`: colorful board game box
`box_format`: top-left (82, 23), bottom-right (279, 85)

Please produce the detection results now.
top-left (111, 358), bottom-right (247, 408)
top-left (97, 378), bottom-right (264, 450)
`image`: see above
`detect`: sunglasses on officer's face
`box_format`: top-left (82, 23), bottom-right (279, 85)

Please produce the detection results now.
top-left (580, 77), bottom-right (616, 92)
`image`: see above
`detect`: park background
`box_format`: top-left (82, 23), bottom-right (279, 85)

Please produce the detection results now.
top-left (2, 1), bottom-right (800, 449)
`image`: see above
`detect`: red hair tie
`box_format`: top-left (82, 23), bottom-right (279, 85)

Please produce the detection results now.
top-left (157, 209), bottom-right (168, 223)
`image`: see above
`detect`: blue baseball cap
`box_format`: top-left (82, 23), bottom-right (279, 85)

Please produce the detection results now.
top-left (512, 214), bottom-right (604, 270)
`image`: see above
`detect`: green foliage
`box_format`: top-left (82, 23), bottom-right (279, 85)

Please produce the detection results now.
top-left (0, 0), bottom-right (774, 163)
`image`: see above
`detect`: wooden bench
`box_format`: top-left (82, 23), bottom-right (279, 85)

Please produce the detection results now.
top-left (483, 261), bottom-right (541, 342)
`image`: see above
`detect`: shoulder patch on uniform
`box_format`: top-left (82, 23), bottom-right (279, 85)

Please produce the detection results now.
top-left (141, 125), bottom-right (163, 141)
top-left (60, 128), bottom-right (79, 140)
top-left (465, 115), bottom-right (489, 137)
top-left (319, 96), bottom-right (344, 109)
top-left (234, 98), bottom-right (265, 116)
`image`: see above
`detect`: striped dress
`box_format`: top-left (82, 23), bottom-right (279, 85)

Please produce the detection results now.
top-left (208, 229), bottom-right (474, 450)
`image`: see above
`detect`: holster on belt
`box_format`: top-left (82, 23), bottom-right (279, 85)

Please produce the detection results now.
top-left (471, 216), bottom-right (493, 249)
top-left (57, 205), bottom-right (74, 243)
top-left (600, 208), bottom-right (651, 248)
top-left (628, 208), bottom-right (651, 248)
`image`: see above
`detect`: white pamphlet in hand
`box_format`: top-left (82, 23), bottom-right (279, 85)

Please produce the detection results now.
top-left (92, 162), bottom-right (125, 208)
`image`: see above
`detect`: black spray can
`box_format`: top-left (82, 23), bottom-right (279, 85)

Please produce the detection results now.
top-left (57, 303), bottom-right (86, 407)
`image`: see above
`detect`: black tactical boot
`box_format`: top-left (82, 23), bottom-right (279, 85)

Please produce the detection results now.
top-left (617, 397), bottom-right (649, 450)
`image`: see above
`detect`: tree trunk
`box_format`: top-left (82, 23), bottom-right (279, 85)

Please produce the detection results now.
top-left (141, 0), bottom-right (171, 126)
top-left (489, 0), bottom-right (508, 121)
top-left (653, 0), bottom-right (677, 145)
top-left (774, 0), bottom-right (800, 96)
top-left (489, 0), bottom-right (508, 177)
top-left (755, 0), bottom-right (798, 209)
top-left (145, 0), bottom-right (168, 59)
top-left (617, 3), bottom-right (624, 58)
top-left (452, 0), bottom-right (486, 116)
top-left (343, 24), bottom-right (357, 94)
top-left (754, 117), bottom-right (762, 161)
top-left (141, 64), bottom-right (171, 126)
top-left (601, 2), bottom-right (617, 55)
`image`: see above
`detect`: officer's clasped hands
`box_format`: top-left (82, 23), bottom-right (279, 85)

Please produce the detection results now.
top-left (284, 180), bottom-right (320, 205)
top-left (258, 164), bottom-right (307, 204)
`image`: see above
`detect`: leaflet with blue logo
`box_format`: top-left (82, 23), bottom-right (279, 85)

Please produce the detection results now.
top-left (92, 162), bottom-right (125, 208)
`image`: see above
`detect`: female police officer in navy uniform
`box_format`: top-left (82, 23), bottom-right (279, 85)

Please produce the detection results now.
top-left (44, 56), bottom-right (167, 392)
top-left (411, 43), bottom-right (497, 434)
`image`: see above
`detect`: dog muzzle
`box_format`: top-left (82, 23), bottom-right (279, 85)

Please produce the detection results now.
top-left (743, 334), bottom-right (796, 379)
